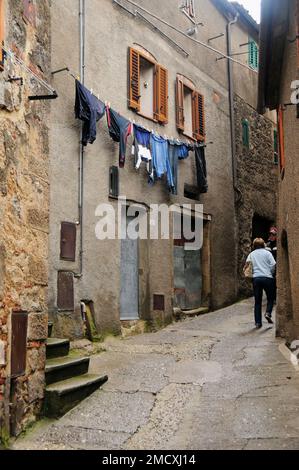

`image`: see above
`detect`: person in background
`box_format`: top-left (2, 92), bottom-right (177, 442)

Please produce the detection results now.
top-left (246, 238), bottom-right (276, 329)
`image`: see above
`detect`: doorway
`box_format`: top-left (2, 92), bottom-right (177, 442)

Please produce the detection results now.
top-left (120, 215), bottom-right (139, 320)
top-left (252, 214), bottom-right (273, 243)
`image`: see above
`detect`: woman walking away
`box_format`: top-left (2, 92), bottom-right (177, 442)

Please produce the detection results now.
top-left (246, 238), bottom-right (276, 329)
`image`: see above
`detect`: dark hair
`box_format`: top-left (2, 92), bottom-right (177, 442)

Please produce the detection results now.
top-left (253, 238), bottom-right (266, 250)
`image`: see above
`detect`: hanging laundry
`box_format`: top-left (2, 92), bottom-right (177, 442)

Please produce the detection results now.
top-left (195, 144), bottom-right (208, 193)
top-left (106, 107), bottom-right (133, 167)
top-left (131, 124), bottom-right (153, 182)
top-left (151, 134), bottom-right (174, 191)
top-left (75, 80), bottom-right (105, 146)
top-left (168, 140), bottom-right (194, 195)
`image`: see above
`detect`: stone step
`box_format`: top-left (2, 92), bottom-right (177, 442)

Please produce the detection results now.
top-left (44, 374), bottom-right (108, 418)
top-left (45, 356), bottom-right (90, 386)
top-left (48, 321), bottom-right (53, 338)
top-left (46, 338), bottom-right (70, 359)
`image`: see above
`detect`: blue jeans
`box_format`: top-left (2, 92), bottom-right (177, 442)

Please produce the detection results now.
top-left (253, 277), bottom-right (275, 325)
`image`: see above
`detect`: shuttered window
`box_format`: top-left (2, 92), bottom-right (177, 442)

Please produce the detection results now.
top-left (192, 91), bottom-right (205, 142)
top-left (176, 76), bottom-right (185, 131)
top-left (129, 48), bottom-right (141, 111)
top-left (242, 119), bottom-right (250, 148)
top-left (154, 65), bottom-right (168, 124)
top-left (0, 0), bottom-right (4, 70)
top-left (176, 76), bottom-right (206, 142)
top-left (278, 106), bottom-right (285, 174)
top-left (128, 47), bottom-right (168, 124)
top-left (249, 39), bottom-right (259, 70)
top-left (109, 165), bottom-right (119, 197)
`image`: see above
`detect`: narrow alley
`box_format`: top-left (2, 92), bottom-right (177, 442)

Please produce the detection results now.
top-left (14, 299), bottom-right (299, 451)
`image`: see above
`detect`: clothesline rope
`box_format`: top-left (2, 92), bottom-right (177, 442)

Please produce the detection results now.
top-left (2, 44), bottom-right (56, 95)
top-left (64, 70), bottom-right (207, 147)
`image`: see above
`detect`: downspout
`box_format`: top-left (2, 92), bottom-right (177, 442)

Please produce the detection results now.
top-left (226, 13), bottom-right (242, 203)
top-left (76, 0), bottom-right (85, 278)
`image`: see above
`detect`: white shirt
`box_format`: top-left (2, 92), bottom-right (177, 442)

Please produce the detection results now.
top-left (247, 249), bottom-right (276, 279)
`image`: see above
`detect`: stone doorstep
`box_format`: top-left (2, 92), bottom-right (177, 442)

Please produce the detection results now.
top-left (45, 356), bottom-right (90, 386)
top-left (278, 343), bottom-right (299, 370)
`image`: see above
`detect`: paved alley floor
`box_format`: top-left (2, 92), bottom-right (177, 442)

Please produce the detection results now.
top-left (14, 299), bottom-right (299, 450)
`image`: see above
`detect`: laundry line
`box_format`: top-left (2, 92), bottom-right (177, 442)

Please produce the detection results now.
top-left (54, 66), bottom-right (209, 148)
top-left (2, 44), bottom-right (57, 95)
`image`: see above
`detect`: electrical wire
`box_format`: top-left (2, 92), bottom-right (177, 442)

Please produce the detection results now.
top-left (120, 0), bottom-right (258, 74)
top-left (2, 44), bottom-right (56, 94)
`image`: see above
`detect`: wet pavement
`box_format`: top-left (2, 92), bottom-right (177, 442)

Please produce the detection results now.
top-left (13, 299), bottom-right (299, 450)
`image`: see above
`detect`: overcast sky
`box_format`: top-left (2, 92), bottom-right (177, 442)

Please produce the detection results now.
top-left (231, 0), bottom-right (261, 23)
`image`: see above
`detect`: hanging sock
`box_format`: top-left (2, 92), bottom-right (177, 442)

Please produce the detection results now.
top-left (75, 80), bottom-right (105, 146)
top-left (106, 107), bottom-right (132, 167)
top-left (195, 144), bottom-right (208, 194)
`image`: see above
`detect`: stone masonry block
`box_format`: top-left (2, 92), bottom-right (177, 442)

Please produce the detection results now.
top-left (27, 313), bottom-right (48, 341)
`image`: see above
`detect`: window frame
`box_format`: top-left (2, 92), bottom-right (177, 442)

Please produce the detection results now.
top-left (248, 38), bottom-right (259, 70)
top-left (128, 47), bottom-right (168, 124)
top-left (242, 118), bottom-right (250, 148)
top-left (176, 74), bottom-right (206, 142)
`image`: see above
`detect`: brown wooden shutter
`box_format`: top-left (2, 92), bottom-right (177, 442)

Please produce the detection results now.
top-left (11, 310), bottom-right (28, 378)
top-left (154, 65), bottom-right (168, 124)
top-left (176, 77), bottom-right (185, 131)
top-left (0, 0), bottom-right (4, 69)
top-left (192, 91), bottom-right (205, 141)
top-left (129, 48), bottom-right (140, 111)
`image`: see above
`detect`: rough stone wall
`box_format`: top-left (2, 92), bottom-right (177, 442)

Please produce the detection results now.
top-left (276, 0), bottom-right (299, 342)
top-left (0, 0), bottom-right (51, 439)
top-left (234, 94), bottom-right (278, 297)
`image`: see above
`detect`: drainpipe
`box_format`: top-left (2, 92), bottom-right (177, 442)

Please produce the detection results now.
top-left (226, 13), bottom-right (242, 202)
top-left (76, 0), bottom-right (85, 278)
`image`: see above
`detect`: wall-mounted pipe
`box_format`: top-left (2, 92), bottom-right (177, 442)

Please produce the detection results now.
top-left (76, 0), bottom-right (85, 278)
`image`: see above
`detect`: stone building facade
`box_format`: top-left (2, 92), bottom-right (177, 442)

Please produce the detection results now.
top-left (259, 0), bottom-right (299, 342)
top-left (234, 94), bottom-right (277, 297)
top-left (0, 0), bottom-right (51, 439)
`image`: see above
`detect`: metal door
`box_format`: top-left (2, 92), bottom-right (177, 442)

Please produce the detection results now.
top-left (120, 217), bottom-right (139, 320)
top-left (184, 248), bottom-right (202, 309)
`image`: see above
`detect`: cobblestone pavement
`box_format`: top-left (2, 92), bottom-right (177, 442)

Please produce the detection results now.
top-left (13, 299), bottom-right (299, 450)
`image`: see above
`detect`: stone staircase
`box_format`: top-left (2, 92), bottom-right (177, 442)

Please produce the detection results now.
top-left (44, 322), bottom-right (108, 418)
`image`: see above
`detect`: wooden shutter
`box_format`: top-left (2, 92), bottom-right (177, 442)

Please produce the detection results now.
top-left (154, 65), bottom-right (168, 124)
top-left (278, 106), bottom-right (285, 172)
top-left (11, 311), bottom-right (28, 378)
top-left (60, 222), bottom-right (77, 261)
top-left (192, 91), bottom-right (205, 141)
top-left (129, 48), bottom-right (140, 111)
top-left (176, 77), bottom-right (185, 131)
top-left (0, 0), bottom-right (4, 69)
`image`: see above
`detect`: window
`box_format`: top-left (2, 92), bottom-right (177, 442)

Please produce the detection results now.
top-left (242, 119), bottom-right (250, 148)
top-left (0, 0), bottom-right (4, 70)
top-left (277, 106), bottom-right (285, 175)
top-left (128, 47), bottom-right (168, 124)
top-left (176, 75), bottom-right (205, 141)
top-left (248, 39), bottom-right (259, 70)
top-left (109, 166), bottom-right (119, 197)
top-left (273, 129), bottom-right (279, 165)
top-left (182, 0), bottom-right (195, 18)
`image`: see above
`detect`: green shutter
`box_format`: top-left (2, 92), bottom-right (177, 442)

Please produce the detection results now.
top-left (249, 39), bottom-right (259, 70)
top-left (274, 130), bottom-right (279, 165)
top-left (242, 119), bottom-right (250, 148)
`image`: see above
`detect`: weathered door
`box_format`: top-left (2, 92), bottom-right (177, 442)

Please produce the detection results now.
top-left (120, 217), bottom-right (139, 320)
top-left (174, 218), bottom-right (202, 310)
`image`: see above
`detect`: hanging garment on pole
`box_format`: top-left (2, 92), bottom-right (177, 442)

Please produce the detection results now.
top-left (168, 140), bottom-right (193, 195)
top-left (151, 134), bottom-right (174, 191)
top-left (195, 144), bottom-right (208, 194)
top-left (106, 107), bottom-right (133, 167)
top-left (75, 80), bottom-right (105, 146)
top-left (131, 124), bottom-right (153, 182)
